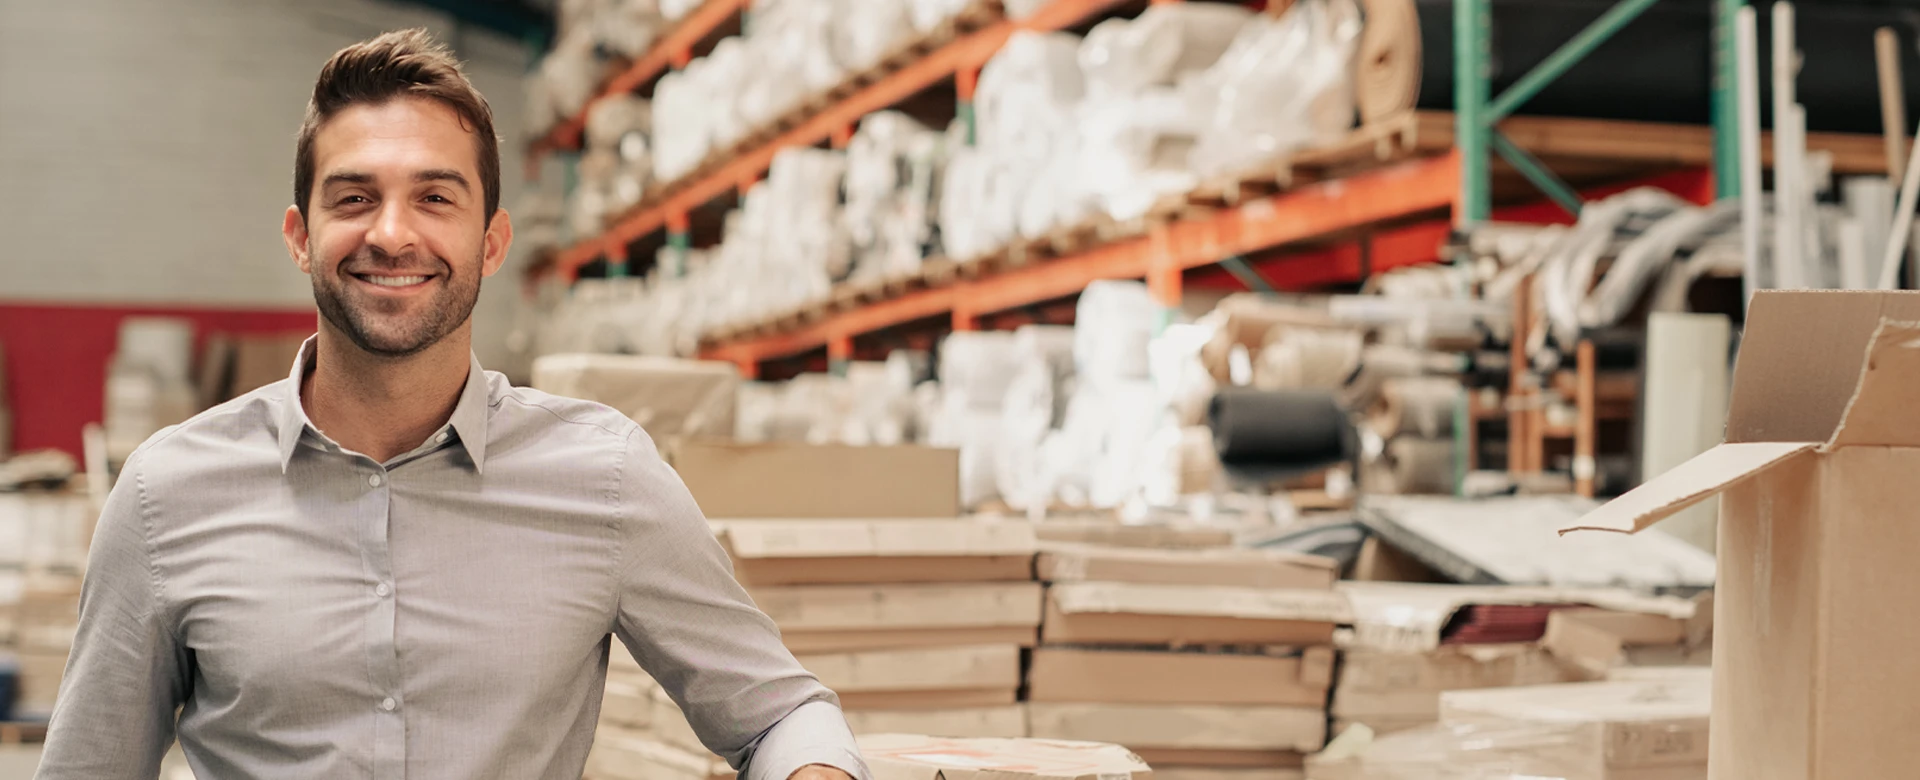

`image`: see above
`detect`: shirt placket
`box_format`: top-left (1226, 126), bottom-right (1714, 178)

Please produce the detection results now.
top-left (359, 460), bottom-right (406, 778)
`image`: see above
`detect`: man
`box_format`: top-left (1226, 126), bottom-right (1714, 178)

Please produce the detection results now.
top-left (36, 29), bottom-right (868, 780)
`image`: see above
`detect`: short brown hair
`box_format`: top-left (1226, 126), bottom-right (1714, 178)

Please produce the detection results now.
top-left (294, 29), bottom-right (501, 222)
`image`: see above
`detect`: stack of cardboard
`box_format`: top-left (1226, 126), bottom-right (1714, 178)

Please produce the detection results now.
top-left (859, 733), bottom-right (1154, 780)
top-left (725, 518), bottom-right (1040, 737)
top-left (6, 573), bottom-right (80, 721)
top-left (1308, 668), bottom-right (1711, 779)
top-left (585, 650), bottom-right (732, 780)
top-left (1330, 583), bottom-right (1707, 738)
top-left (1026, 543), bottom-right (1347, 780)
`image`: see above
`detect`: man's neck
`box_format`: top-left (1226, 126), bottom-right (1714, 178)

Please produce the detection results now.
top-left (301, 326), bottom-right (471, 464)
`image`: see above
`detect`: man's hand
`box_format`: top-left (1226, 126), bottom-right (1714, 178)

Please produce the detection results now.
top-left (788, 764), bottom-right (855, 780)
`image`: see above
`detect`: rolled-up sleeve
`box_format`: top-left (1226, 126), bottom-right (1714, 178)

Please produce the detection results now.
top-left (37, 449), bottom-right (190, 779)
top-left (609, 429), bottom-right (869, 780)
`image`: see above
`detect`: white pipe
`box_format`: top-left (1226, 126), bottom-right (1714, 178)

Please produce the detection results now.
top-left (1737, 6), bottom-right (1765, 297)
top-left (1772, 2), bottom-right (1805, 289)
top-left (1874, 120), bottom-right (1920, 289)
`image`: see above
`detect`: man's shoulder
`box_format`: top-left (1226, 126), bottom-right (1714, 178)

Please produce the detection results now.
top-left (133, 380), bottom-right (287, 460)
top-left (488, 374), bottom-right (645, 446)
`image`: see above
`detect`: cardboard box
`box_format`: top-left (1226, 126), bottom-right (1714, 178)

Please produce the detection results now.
top-left (752, 582), bottom-right (1042, 634)
top-left (856, 734), bottom-right (1152, 780)
top-left (1035, 544), bottom-right (1336, 590)
top-left (645, 685), bottom-right (707, 754)
top-left (1150, 769), bottom-right (1302, 780)
top-left (842, 689), bottom-right (1020, 710)
top-left (227, 333), bottom-right (311, 401)
top-left (1336, 643), bottom-right (1571, 692)
top-left (784, 626), bottom-right (1041, 654)
top-left (600, 677), bottom-right (656, 731)
top-left (796, 644), bottom-right (1021, 694)
top-left (1026, 703), bottom-right (1327, 753)
top-left (1562, 292), bottom-right (1920, 780)
top-left (530, 353), bottom-right (740, 440)
top-left (843, 705), bottom-right (1029, 739)
top-left (586, 732), bottom-right (731, 780)
top-left (1027, 647), bottom-right (1332, 707)
top-left (718, 519), bottom-right (1036, 586)
top-left (1131, 749), bottom-right (1305, 770)
top-left (1338, 582), bottom-right (1695, 654)
top-left (1040, 583), bottom-right (1349, 647)
top-left (1031, 520), bottom-right (1234, 549)
top-left (1439, 669), bottom-right (1711, 772)
top-left (674, 441), bottom-right (960, 518)
top-left (1306, 720), bottom-right (1627, 780)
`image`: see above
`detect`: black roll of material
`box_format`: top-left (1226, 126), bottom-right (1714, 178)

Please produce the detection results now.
top-left (1208, 388), bottom-right (1354, 475)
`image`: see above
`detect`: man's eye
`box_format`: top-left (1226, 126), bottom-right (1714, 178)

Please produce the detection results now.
top-left (338, 195), bottom-right (370, 205)
top-left (425, 195), bottom-right (451, 204)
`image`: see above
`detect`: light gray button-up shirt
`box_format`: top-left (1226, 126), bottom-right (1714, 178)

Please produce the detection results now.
top-left (37, 340), bottom-right (869, 780)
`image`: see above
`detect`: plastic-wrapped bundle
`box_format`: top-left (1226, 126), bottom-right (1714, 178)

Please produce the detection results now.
top-left (651, 64), bottom-right (709, 183)
top-left (992, 325), bottom-right (1077, 511)
top-left (596, 0), bottom-right (667, 57)
top-left (1073, 280), bottom-right (1156, 387)
top-left (843, 112), bottom-right (948, 280)
top-left (659, 0), bottom-right (701, 21)
top-left (585, 96), bottom-right (655, 215)
top-left (1078, 3), bottom-right (1253, 99)
top-left (536, 29), bottom-right (601, 124)
top-left (833, 0), bottom-right (917, 73)
top-left (1254, 326), bottom-right (1366, 390)
top-left (909, 0), bottom-right (971, 33)
top-left (937, 331), bottom-right (1022, 410)
top-left (976, 32), bottom-right (1084, 158)
top-left (1073, 88), bottom-right (1203, 222)
top-left (737, 0), bottom-right (844, 131)
top-left (1185, 0), bottom-right (1362, 179)
top-left (1083, 380), bottom-right (1164, 508)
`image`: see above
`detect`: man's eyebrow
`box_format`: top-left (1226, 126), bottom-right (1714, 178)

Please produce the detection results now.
top-left (321, 171), bottom-right (374, 188)
top-left (414, 169), bottom-right (471, 191)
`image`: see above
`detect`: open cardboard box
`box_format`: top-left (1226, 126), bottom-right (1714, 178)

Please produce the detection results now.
top-left (1563, 290), bottom-right (1920, 780)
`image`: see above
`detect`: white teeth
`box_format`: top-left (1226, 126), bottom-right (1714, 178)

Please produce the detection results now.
top-left (364, 275), bottom-right (428, 287)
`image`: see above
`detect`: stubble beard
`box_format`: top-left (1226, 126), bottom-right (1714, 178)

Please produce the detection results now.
top-left (311, 241), bottom-right (482, 358)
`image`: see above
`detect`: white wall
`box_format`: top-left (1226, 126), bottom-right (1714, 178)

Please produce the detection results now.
top-left (0, 0), bottom-right (538, 369)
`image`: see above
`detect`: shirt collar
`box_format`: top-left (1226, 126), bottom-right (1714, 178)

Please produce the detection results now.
top-left (277, 336), bottom-right (492, 474)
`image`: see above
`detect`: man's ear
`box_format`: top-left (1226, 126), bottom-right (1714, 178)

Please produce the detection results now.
top-left (283, 206), bottom-right (313, 274)
top-left (481, 209), bottom-right (514, 278)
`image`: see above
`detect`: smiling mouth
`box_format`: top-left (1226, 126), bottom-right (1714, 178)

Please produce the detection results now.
top-left (353, 273), bottom-right (435, 288)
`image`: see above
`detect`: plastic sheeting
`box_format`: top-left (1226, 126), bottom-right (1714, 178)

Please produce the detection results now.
top-left (843, 112), bottom-right (950, 281)
top-left (1185, 0), bottom-right (1362, 179)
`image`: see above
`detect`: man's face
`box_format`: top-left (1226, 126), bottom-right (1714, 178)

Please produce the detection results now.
top-left (283, 96), bottom-right (510, 358)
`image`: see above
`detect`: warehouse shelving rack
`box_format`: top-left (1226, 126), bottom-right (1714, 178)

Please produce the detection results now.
top-left (529, 0), bottom-right (1885, 380)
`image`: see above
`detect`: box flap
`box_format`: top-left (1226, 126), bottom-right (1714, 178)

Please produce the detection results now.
top-left (1727, 290), bottom-right (1920, 443)
top-left (1558, 441), bottom-right (1816, 535)
top-left (718, 520), bottom-right (1038, 559)
top-left (1826, 319), bottom-right (1920, 448)
top-left (1048, 582), bottom-right (1354, 624)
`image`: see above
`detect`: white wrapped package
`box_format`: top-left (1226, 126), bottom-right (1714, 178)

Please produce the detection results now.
top-left (1075, 88), bottom-right (1204, 221)
top-left (834, 0), bottom-right (916, 72)
top-left (844, 112), bottom-right (948, 279)
top-left (1149, 323), bottom-right (1218, 427)
top-left (659, 0), bottom-right (701, 21)
top-left (651, 65), bottom-right (710, 183)
top-left (1255, 327), bottom-right (1366, 390)
top-left (1084, 381), bottom-right (1164, 509)
top-left (1001, 0), bottom-right (1048, 20)
top-left (539, 28), bottom-right (601, 120)
top-left (596, 0), bottom-right (667, 57)
top-left (976, 32), bottom-right (1084, 158)
top-left (1074, 280), bottom-right (1156, 386)
top-left (584, 95), bottom-right (650, 153)
top-left (938, 331), bottom-right (1022, 410)
top-left (1078, 2), bottom-right (1253, 98)
top-left (995, 359), bottom-right (1057, 511)
top-left (1185, 0), bottom-right (1362, 179)
top-left (909, 0), bottom-right (970, 32)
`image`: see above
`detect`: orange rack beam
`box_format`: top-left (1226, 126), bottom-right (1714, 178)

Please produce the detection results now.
top-left (700, 153), bottom-right (1461, 365)
top-left (529, 0), bottom-right (749, 157)
top-left (556, 0), bottom-right (1130, 277)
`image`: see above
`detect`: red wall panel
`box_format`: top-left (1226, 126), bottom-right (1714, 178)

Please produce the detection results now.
top-left (0, 301), bottom-right (317, 460)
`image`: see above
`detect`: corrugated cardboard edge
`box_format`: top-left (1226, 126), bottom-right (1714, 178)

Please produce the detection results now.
top-left (857, 734), bottom-right (1152, 780)
top-left (1825, 319), bottom-right (1920, 448)
top-left (1048, 582), bottom-right (1354, 624)
top-left (1034, 542), bottom-right (1336, 586)
top-left (719, 519), bottom-right (1038, 559)
top-left (1556, 441), bottom-right (1816, 535)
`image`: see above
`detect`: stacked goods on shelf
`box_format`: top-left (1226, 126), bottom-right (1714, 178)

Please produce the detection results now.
top-left (0, 488), bottom-right (93, 721)
top-left (585, 645), bottom-right (733, 780)
top-left (103, 317), bottom-right (200, 461)
top-left (1308, 668), bottom-right (1711, 780)
top-left (528, 0), bottom-right (672, 135)
top-left (1329, 583), bottom-right (1707, 739)
top-left (859, 733), bottom-right (1153, 780)
top-left (721, 517), bottom-right (1038, 738)
top-left (529, 353), bottom-right (741, 443)
top-left (1360, 377), bottom-right (1462, 495)
top-left (842, 112), bottom-right (953, 284)
top-left (689, 147), bottom-right (849, 336)
top-left (570, 95), bottom-right (655, 239)
top-left (735, 353), bottom-right (932, 446)
top-left (1028, 542), bottom-right (1348, 780)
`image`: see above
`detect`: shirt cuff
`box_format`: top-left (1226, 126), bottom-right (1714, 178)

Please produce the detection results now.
top-left (744, 700), bottom-right (872, 780)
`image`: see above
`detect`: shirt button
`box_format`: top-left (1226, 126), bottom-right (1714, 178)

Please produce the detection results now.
top-left (380, 697), bottom-right (396, 712)
top-left (368, 473), bottom-right (384, 488)
top-left (375, 583), bottom-right (391, 598)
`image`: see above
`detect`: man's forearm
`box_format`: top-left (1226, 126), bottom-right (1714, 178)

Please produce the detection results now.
top-left (743, 700), bottom-right (871, 780)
